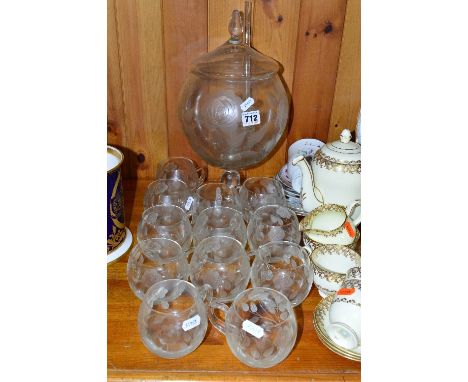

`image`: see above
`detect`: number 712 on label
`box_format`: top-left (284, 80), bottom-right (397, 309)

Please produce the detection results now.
top-left (242, 110), bottom-right (261, 127)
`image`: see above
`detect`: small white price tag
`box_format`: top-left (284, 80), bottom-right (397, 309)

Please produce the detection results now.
top-left (242, 110), bottom-right (261, 127)
top-left (240, 97), bottom-right (255, 111)
top-left (184, 196), bottom-right (194, 211)
top-left (182, 314), bottom-right (201, 331)
top-left (242, 319), bottom-right (264, 339)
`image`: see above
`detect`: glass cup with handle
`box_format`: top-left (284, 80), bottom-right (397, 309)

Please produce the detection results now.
top-left (192, 206), bottom-right (247, 247)
top-left (208, 287), bottom-right (297, 368)
top-left (250, 241), bottom-right (313, 307)
top-left (239, 177), bottom-right (287, 222)
top-left (137, 205), bottom-right (192, 253)
top-left (247, 205), bottom-right (301, 250)
top-left (127, 238), bottom-right (190, 300)
top-left (194, 182), bottom-right (242, 217)
top-left (189, 236), bottom-right (250, 302)
top-left (156, 157), bottom-right (206, 192)
top-left (138, 279), bottom-right (212, 359)
top-left (143, 179), bottom-right (195, 217)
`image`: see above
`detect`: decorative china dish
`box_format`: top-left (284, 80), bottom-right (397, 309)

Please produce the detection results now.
top-left (313, 293), bottom-right (361, 362)
top-left (276, 165), bottom-right (293, 189)
top-left (275, 166), bottom-right (308, 216)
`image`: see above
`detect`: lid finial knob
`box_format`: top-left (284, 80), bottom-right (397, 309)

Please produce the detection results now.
top-left (340, 129), bottom-right (352, 143)
top-left (229, 10), bottom-right (243, 43)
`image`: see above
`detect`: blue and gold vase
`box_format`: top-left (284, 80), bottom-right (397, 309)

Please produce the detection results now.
top-left (107, 146), bottom-right (126, 254)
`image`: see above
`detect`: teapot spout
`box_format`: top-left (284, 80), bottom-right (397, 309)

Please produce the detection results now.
top-left (291, 155), bottom-right (321, 212)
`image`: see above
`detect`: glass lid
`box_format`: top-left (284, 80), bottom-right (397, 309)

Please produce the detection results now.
top-left (190, 10), bottom-right (279, 80)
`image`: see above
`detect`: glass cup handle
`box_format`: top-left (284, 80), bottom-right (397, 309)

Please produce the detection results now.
top-left (198, 284), bottom-right (213, 304)
top-left (208, 301), bottom-right (229, 335)
top-left (196, 167), bottom-right (207, 186)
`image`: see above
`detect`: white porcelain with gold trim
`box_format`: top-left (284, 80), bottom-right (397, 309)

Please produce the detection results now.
top-left (310, 245), bottom-right (361, 298)
top-left (327, 279), bottom-right (361, 350)
top-left (291, 129), bottom-right (360, 213)
top-left (300, 203), bottom-right (360, 247)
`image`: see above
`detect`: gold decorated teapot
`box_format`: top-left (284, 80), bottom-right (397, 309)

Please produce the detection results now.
top-left (291, 129), bottom-right (360, 213)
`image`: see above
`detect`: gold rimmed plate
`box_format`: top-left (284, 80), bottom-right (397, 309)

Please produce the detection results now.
top-left (313, 293), bottom-right (361, 362)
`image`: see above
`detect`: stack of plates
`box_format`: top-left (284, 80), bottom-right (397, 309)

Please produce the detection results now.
top-left (313, 293), bottom-right (361, 362)
top-left (275, 164), bottom-right (308, 217)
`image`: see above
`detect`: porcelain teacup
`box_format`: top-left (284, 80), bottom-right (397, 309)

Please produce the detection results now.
top-left (345, 266), bottom-right (361, 281)
top-left (310, 244), bottom-right (361, 298)
top-left (327, 278), bottom-right (361, 350)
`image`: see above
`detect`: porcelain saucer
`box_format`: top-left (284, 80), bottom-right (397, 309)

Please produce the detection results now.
top-left (313, 293), bottom-right (361, 362)
top-left (285, 198), bottom-right (308, 216)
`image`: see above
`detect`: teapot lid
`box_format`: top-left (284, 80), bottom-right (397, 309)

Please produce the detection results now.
top-left (191, 10), bottom-right (279, 80)
top-left (314, 129), bottom-right (361, 174)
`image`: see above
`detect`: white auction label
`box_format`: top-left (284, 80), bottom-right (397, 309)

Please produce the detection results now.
top-left (242, 319), bottom-right (264, 338)
top-left (184, 196), bottom-right (194, 211)
top-left (240, 97), bottom-right (255, 111)
top-left (182, 314), bottom-right (201, 331)
top-left (241, 110), bottom-right (261, 127)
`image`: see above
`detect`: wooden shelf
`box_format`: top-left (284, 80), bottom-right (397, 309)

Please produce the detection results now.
top-left (108, 179), bottom-right (361, 381)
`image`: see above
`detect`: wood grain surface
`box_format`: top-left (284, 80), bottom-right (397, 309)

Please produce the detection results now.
top-left (288, 0), bottom-right (348, 145)
top-left (112, 0), bottom-right (169, 179)
top-left (107, 0), bottom-right (361, 180)
top-left (108, 179), bottom-right (361, 381)
top-left (328, 0), bottom-right (361, 142)
top-left (163, 0), bottom-right (208, 165)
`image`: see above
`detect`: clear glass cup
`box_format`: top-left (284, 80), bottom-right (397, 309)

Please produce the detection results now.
top-left (137, 205), bottom-right (192, 252)
top-left (127, 238), bottom-right (189, 300)
top-left (192, 206), bottom-right (247, 247)
top-left (247, 205), bottom-right (300, 250)
top-left (208, 287), bottom-right (297, 368)
top-left (239, 177), bottom-right (286, 222)
top-left (194, 182), bottom-right (242, 217)
top-left (156, 157), bottom-right (206, 192)
top-left (143, 179), bottom-right (194, 216)
top-left (189, 236), bottom-right (250, 302)
top-left (250, 241), bottom-right (313, 307)
top-left (138, 279), bottom-right (212, 359)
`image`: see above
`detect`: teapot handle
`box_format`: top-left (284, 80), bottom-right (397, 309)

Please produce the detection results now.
top-left (208, 301), bottom-right (229, 335)
top-left (346, 200), bottom-right (361, 226)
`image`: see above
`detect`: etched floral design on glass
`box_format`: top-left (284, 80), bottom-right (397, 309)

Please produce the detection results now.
top-left (251, 241), bottom-right (313, 307)
top-left (247, 205), bottom-right (301, 250)
top-left (138, 279), bottom-right (211, 359)
top-left (194, 182), bottom-right (242, 216)
top-left (127, 238), bottom-right (189, 300)
top-left (189, 236), bottom-right (250, 302)
top-left (239, 178), bottom-right (287, 222)
top-left (208, 287), bottom-right (297, 368)
top-left (192, 206), bottom-right (247, 247)
top-left (143, 179), bottom-right (195, 217)
top-left (137, 205), bottom-right (192, 252)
